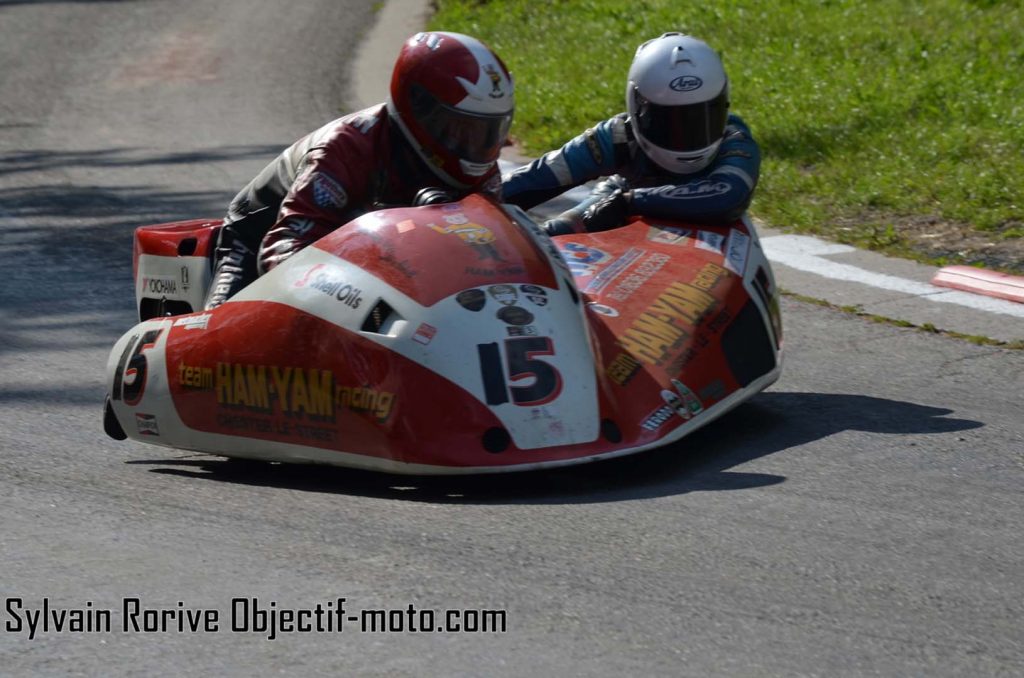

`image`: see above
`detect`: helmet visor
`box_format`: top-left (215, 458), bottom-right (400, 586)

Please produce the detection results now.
top-left (410, 84), bottom-right (512, 164)
top-left (632, 86), bottom-right (729, 152)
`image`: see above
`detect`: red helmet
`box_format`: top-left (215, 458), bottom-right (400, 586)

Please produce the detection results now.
top-left (388, 32), bottom-right (514, 189)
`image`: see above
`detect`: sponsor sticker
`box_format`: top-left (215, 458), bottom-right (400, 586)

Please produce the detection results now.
top-left (428, 211), bottom-right (504, 260)
top-left (413, 323), bottom-right (437, 345)
top-left (653, 181), bottom-right (731, 200)
top-left (507, 325), bottom-right (539, 337)
top-left (214, 363), bottom-right (335, 418)
top-left (606, 252), bottom-right (672, 303)
top-left (194, 362), bottom-right (396, 425)
top-left (288, 218), bottom-right (317, 236)
top-left (336, 385), bottom-right (395, 422)
top-left (312, 172), bottom-right (348, 209)
top-left (173, 313), bottom-right (211, 331)
top-left (429, 214), bottom-right (496, 245)
top-left (294, 264), bottom-right (363, 309)
top-left (670, 379), bottom-right (704, 417)
top-left (488, 284), bottom-right (518, 306)
top-left (724, 229), bottom-right (751, 276)
top-left (519, 284), bottom-right (548, 304)
top-left (695, 231), bottom-right (726, 254)
top-left (177, 362), bottom-right (214, 390)
top-left (641, 405), bottom-right (675, 432)
top-left (607, 352), bottom-right (641, 386)
top-left (617, 264), bottom-right (727, 366)
top-left (560, 242), bottom-right (611, 267)
top-left (135, 413), bottom-right (159, 436)
top-left (483, 63), bottom-right (505, 98)
top-left (647, 226), bottom-right (693, 245)
top-left (588, 302), bottom-right (619, 317)
top-left (566, 261), bottom-right (599, 277)
top-left (142, 277), bottom-right (178, 296)
top-left (661, 389), bottom-right (690, 420)
top-left (497, 305), bottom-right (534, 326)
top-left (670, 75), bottom-right (703, 92)
top-left (585, 247), bottom-right (645, 294)
top-left (456, 288), bottom-right (487, 312)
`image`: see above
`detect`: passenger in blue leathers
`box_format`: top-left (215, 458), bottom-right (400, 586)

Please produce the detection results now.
top-left (502, 33), bottom-right (760, 235)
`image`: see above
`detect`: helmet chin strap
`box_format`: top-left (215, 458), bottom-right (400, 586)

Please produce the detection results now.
top-left (641, 136), bottom-right (721, 174)
top-left (460, 158), bottom-right (494, 177)
top-left (673, 154), bottom-right (714, 172)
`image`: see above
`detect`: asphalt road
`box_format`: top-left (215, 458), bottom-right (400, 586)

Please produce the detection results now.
top-left (1, 2), bottom-right (1022, 675)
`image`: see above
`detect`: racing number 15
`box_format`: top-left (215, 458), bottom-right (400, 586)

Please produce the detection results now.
top-left (477, 337), bottom-right (563, 407)
top-left (112, 329), bottom-right (163, 406)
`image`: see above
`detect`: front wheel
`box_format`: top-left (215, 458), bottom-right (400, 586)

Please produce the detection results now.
top-left (103, 394), bottom-right (127, 440)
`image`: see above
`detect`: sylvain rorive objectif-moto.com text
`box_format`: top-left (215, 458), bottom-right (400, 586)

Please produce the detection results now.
top-left (3, 597), bottom-right (507, 640)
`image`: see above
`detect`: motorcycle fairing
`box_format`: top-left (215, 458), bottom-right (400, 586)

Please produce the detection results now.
top-left (108, 196), bottom-right (781, 473)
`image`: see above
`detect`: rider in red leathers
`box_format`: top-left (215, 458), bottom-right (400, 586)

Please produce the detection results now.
top-left (204, 31), bottom-right (515, 309)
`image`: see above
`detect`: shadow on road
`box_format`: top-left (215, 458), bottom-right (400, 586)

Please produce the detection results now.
top-left (128, 392), bottom-right (983, 505)
top-left (0, 146), bottom-right (283, 181)
top-left (0, 145), bottom-right (282, 357)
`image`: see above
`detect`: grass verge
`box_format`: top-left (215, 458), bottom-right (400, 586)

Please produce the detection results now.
top-left (430, 0), bottom-right (1024, 272)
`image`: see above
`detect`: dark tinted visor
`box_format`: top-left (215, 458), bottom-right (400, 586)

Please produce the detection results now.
top-left (632, 86), bottom-right (729, 152)
top-left (410, 84), bottom-right (512, 164)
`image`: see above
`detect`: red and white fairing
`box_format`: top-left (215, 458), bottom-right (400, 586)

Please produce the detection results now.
top-left (106, 194), bottom-right (782, 473)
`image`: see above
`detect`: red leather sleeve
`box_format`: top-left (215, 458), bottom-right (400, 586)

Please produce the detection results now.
top-left (258, 118), bottom-right (379, 272)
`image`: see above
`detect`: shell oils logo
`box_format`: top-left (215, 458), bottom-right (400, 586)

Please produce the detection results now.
top-left (293, 264), bottom-right (363, 309)
top-left (294, 264), bottom-right (324, 287)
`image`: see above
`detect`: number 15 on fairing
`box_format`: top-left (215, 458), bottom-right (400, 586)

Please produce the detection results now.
top-left (476, 337), bottom-right (563, 407)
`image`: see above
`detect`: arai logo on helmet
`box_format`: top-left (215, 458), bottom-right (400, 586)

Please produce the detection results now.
top-left (669, 75), bottom-right (703, 92)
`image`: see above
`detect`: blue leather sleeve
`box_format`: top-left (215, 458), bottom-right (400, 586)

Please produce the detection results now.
top-left (501, 117), bottom-right (623, 209)
top-left (502, 113), bottom-right (760, 224)
top-left (630, 114), bottom-right (761, 224)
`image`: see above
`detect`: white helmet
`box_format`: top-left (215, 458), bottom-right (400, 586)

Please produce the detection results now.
top-left (626, 33), bottom-right (730, 174)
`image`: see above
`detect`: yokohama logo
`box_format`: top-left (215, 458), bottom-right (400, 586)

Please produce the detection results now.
top-left (143, 277), bottom-right (178, 295)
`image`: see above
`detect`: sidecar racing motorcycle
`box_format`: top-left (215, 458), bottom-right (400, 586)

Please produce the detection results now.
top-left (103, 194), bottom-right (782, 474)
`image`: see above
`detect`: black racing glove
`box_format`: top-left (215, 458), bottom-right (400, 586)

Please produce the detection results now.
top-left (580, 188), bottom-right (632, 233)
top-left (543, 215), bottom-right (583, 237)
top-left (413, 187), bottom-right (458, 206)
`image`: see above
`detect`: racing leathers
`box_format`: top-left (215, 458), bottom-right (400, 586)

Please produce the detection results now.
top-left (501, 112), bottom-right (759, 234)
top-left (204, 103), bottom-right (501, 309)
